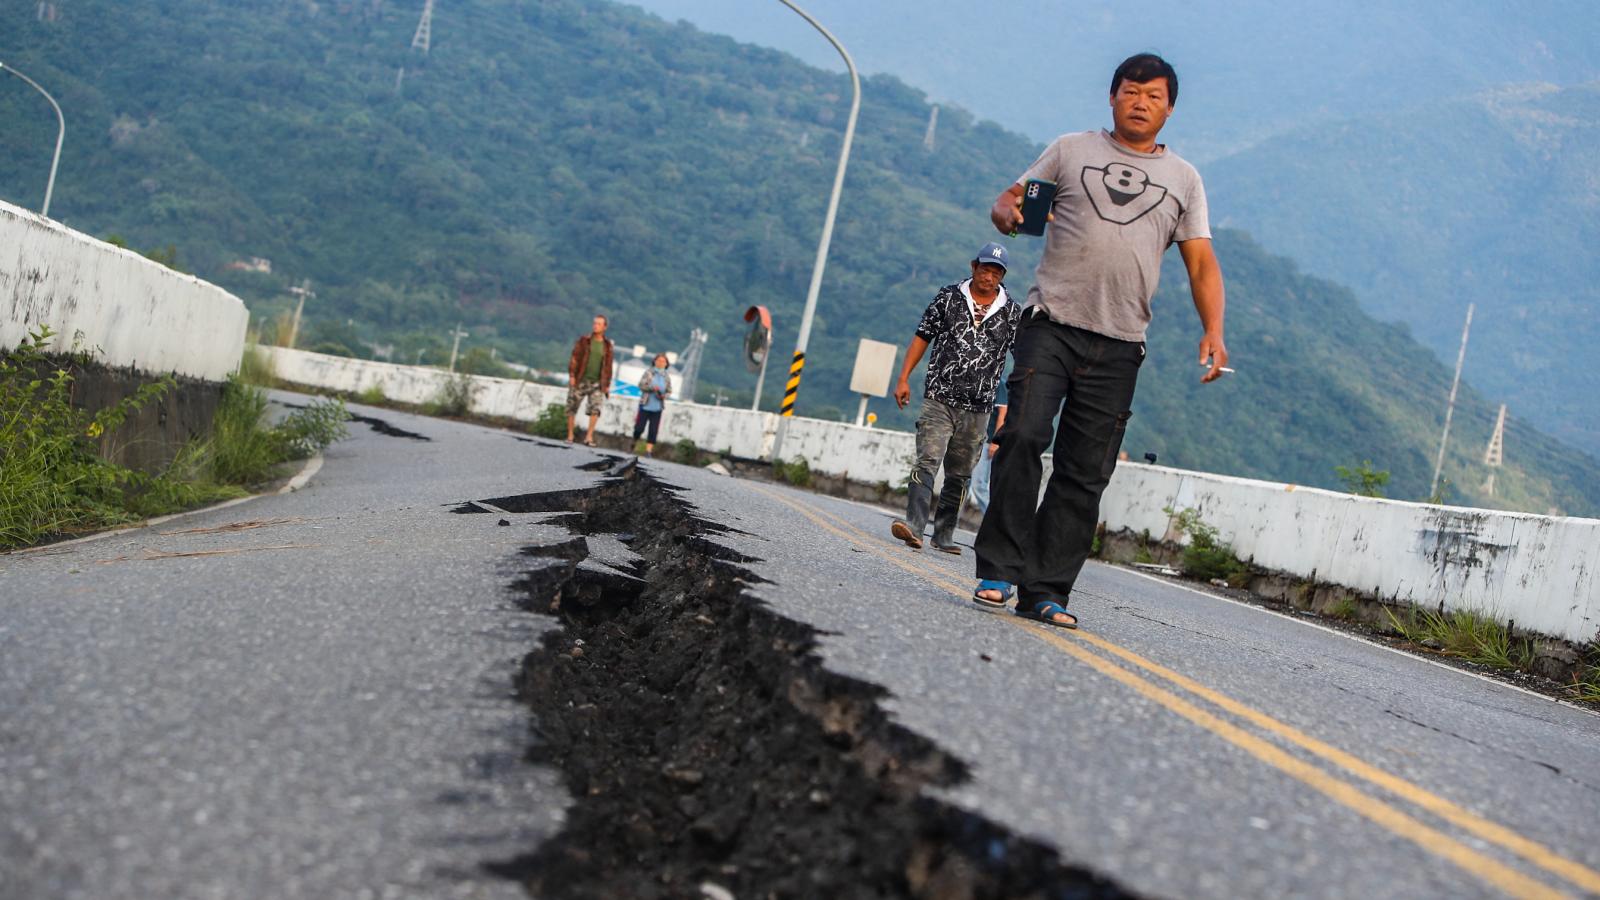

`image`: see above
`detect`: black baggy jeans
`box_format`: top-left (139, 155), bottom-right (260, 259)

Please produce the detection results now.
top-left (975, 310), bottom-right (1143, 606)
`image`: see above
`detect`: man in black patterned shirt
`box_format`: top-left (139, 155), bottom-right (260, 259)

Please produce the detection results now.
top-left (889, 242), bottom-right (1024, 553)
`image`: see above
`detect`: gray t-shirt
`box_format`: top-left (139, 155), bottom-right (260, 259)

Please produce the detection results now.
top-left (1017, 129), bottom-right (1210, 342)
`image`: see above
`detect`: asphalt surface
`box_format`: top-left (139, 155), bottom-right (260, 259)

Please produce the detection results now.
top-left (3, 393), bottom-right (1599, 899)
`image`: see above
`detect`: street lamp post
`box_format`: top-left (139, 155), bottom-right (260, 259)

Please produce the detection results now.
top-left (447, 324), bottom-right (470, 372)
top-left (772, 0), bottom-right (860, 457)
top-left (0, 62), bottom-right (65, 218)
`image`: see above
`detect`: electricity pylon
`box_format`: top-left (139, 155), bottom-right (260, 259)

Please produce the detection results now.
top-left (411, 0), bottom-right (435, 53)
top-left (396, 0), bottom-right (435, 92)
top-left (1481, 404), bottom-right (1506, 496)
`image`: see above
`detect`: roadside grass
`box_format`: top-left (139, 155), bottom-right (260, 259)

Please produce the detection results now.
top-left (527, 403), bottom-right (567, 439)
top-left (357, 383), bottom-right (387, 405)
top-left (425, 373), bottom-right (475, 417)
top-left (1325, 596), bottom-right (1361, 621)
top-left (772, 455), bottom-right (811, 487)
top-left (1164, 506), bottom-right (1250, 586)
top-left (1384, 606), bottom-right (1536, 671)
top-left (0, 327), bottom-right (348, 550)
top-left (211, 378), bottom-right (349, 485)
top-left (1570, 645), bottom-right (1600, 703)
top-left (237, 341), bottom-right (279, 388)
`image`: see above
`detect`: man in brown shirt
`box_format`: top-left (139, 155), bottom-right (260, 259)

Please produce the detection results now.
top-left (566, 314), bottom-right (613, 445)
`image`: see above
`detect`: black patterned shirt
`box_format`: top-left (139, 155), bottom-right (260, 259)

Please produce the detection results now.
top-left (914, 280), bottom-right (1023, 412)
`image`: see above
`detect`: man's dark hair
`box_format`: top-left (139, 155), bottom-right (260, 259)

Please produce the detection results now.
top-left (1111, 53), bottom-right (1178, 106)
top-left (595, 314), bottom-right (608, 326)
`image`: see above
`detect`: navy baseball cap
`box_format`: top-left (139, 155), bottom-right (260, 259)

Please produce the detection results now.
top-left (974, 241), bottom-right (1009, 272)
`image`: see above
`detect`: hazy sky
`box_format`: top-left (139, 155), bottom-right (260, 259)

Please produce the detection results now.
top-left (620, 0), bottom-right (1600, 161)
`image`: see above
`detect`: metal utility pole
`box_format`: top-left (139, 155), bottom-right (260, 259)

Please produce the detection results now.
top-left (1429, 303), bottom-right (1474, 500)
top-left (0, 62), bottom-right (65, 218)
top-left (771, 0), bottom-right (860, 455)
top-left (447, 323), bottom-right (468, 372)
top-left (1482, 403), bottom-right (1507, 496)
top-left (286, 280), bottom-right (314, 349)
top-left (751, 354), bottom-right (769, 412)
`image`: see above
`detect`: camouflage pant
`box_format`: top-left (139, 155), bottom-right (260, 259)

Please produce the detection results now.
top-left (566, 380), bottom-right (605, 417)
top-left (904, 397), bottom-right (989, 540)
top-left (912, 397), bottom-right (989, 486)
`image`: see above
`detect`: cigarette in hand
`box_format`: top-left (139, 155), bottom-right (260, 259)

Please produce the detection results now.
top-left (1199, 362), bottom-right (1237, 374)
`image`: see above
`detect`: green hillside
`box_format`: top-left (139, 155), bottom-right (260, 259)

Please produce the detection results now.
top-left (0, 0), bottom-right (1595, 514)
top-left (1135, 231), bottom-right (1595, 514)
top-left (1206, 82), bottom-right (1600, 456)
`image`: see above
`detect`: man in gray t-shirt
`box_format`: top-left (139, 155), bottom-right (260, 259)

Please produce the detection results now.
top-left (972, 53), bottom-right (1230, 628)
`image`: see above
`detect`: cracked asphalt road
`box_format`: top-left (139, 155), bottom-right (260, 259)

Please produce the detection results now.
top-left (3, 393), bottom-right (1598, 899)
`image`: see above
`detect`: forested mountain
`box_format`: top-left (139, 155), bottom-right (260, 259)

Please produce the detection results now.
top-left (0, 0), bottom-right (1594, 514)
top-left (1133, 231), bottom-right (1596, 515)
top-left (1206, 82), bottom-right (1600, 456)
top-left (624, 0), bottom-right (1600, 160)
top-left (631, 0), bottom-right (1600, 458)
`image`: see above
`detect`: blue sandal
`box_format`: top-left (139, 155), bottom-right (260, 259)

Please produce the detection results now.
top-left (1015, 599), bottom-right (1078, 629)
top-left (972, 580), bottom-right (1014, 609)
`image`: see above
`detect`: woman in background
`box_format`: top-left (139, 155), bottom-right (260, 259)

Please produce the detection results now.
top-left (633, 353), bottom-right (673, 454)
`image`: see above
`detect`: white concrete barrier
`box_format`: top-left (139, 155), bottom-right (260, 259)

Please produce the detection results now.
top-left (0, 200), bottom-right (247, 380)
top-left (260, 344), bottom-right (1598, 643)
top-left (255, 345), bottom-right (915, 484)
top-left (1100, 463), bottom-right (1600, 645)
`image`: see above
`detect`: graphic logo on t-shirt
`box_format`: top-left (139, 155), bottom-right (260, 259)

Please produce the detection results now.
top-left (1081, 162), bottom-right (1169, 225)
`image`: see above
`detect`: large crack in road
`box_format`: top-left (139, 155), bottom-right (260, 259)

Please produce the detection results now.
top-left (471, 459), bottom-right (1136, 899)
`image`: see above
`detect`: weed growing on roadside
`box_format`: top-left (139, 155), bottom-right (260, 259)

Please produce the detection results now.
top-left (1325, 596), bottom-right (1361, 621)
top-left (674, 438), bottom-right (701, 466)
top-left (1384, 606), bottom-right (1534, 670)
top-left (357, 383), bottom-right (387, 405)
top-left (209, 379), bottom-right (279, 484)
top-left (1164, 506), bottom-right (1249, 585)
top-left (274, 393), bottom-right (350, 458)
top-left (1569, 645), bottom-right (1600, 703)
top-left (124, 441), bottom-right (245, 517)
top-left (773, 456), bottom-right (812, 487)
top-left (0, 327), bottom-right (176, 547)
top-left (528, 403), bottom-right (567, 439)
top-left (208, 378), bottom-right (348, 486)
top-left (237, 343), bottom-right (278, 388)
top-left (426, 373), bottom-right (475, 417)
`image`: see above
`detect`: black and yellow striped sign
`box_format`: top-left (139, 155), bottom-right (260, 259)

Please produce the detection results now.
top-left (779, 350), bottom-right (805, 417)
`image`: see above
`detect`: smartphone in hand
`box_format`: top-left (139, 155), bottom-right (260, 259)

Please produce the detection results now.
top-left (1016, 178), bottom-right (1056, 236)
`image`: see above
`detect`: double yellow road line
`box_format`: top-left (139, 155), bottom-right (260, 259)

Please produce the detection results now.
top-left (752, 484), bottom-right (1598, 900)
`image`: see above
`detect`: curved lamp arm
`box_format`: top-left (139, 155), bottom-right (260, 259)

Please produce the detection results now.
top-left (0, 61), bottom-right (65, 218)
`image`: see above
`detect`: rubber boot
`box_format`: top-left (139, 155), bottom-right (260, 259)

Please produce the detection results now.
top-left (891, 474), bottom-right (935, 548)
top-left (930, 475), bottom-right (968, 554)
